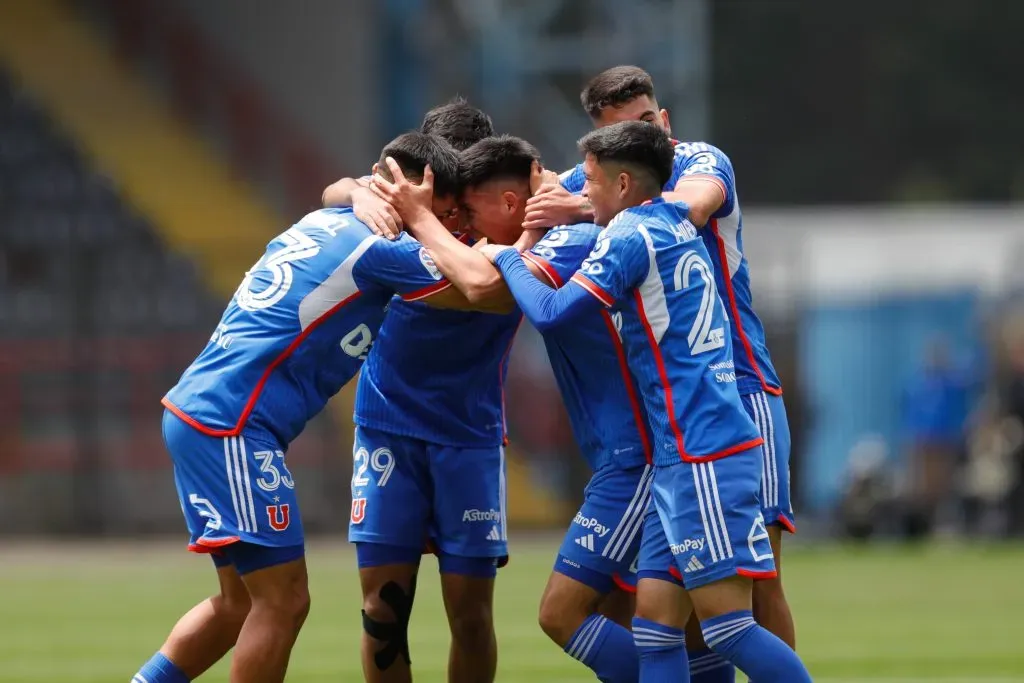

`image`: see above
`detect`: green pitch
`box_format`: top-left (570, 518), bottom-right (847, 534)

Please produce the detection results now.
top-left (2, 539), bottom-right (1023, 682)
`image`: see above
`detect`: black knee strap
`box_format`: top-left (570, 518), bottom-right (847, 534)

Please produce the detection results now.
top-left (362, 576), bottom-right (417, 670)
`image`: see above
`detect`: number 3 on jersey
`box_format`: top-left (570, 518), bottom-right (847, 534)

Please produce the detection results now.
top-left (674, 250), bottom-right (726, 355)
top-left (236, 227), bottom-right (321, 311)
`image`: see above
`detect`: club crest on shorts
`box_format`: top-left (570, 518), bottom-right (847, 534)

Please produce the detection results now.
top-left (351, 497), bottom-right (367, 524)
top-left (266, 504), bottom-right (291, 531)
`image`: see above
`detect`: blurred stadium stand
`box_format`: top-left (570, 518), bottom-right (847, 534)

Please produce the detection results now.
top-left (2, 0), bottom-right (1024, 540)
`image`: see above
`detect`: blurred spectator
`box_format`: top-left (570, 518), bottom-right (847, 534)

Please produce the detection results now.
top-left (900, 337), bottom-right (974, 537)
top-left (997, 317), bottom-right (1024, 535)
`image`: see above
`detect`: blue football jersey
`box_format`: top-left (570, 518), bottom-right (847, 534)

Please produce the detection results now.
top-left (523, 224), bottom-right (652, 470)
top-left (672, 142), bottom-right (781, 396)
top-left (163, 208), bottom-right (451, 445)
top-left (569, 198), bottom-right (763, 466)
top-left (562, 140), bottom-right (781, 396)
top-left (354, 236), bottom-right (522, 447)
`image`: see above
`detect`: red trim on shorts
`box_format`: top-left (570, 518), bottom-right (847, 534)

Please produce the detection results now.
top-left (188, 536), bottom-right (240, 554)
top-left (668, 565), bottom-right (683, 582)
top-left (163, 291), bottom-right (363, 437)
top-left (737, 568), bottom-right (778, 580)
top-left (709, 219), bottom-right (781, 397)
top-left (773, 514), bottom-right (797, 534)
top-left (612, 572), bottom-right (637, 594)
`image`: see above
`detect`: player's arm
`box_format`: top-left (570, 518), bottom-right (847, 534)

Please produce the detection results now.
top-left (357, 237), bottom-right (512, 313)
top-left (488, 248), bottom-right (600, 331)
top-left (661, 146), bottom-right (736, 228)
top-left (522, 182), bottom-right (595, 231)
top-left (484, 220), bottom-right (648, 331)
top-left (322, 176), bottom-right (403, 239)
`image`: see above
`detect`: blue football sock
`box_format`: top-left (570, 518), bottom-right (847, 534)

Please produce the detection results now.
top-left (564, 614), bottom-right (639, 683)
top-left (688, 646), bottom-right (735, 683)
top-left (701, 610), bottom-right (810, 683)
top-left (132, 652), bottom-right (190, 683)
top-left (632, 617), bottom-right (688, 683)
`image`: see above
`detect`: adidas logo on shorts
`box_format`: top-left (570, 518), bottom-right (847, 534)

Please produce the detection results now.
top-left (486, 526), bottom-right (501, 541)
top-left (684, 556), bottom-right (705, 573)
top-left (574, 534), bottom-right (595, 552)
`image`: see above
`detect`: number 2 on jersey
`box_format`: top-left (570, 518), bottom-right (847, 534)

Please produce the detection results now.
top-left (674, 250), bottom-right (726, 355)
top-left (352, 447), bottom-right (396, 487)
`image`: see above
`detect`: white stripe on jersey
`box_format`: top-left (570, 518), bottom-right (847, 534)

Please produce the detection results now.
top-left (223, 437), bottom-right (246, 533)
top-left (602, 465), bottom-right (653, 561)
top-left (297, 234), bottom-right (377, 330)
top-left (636, 226), bottom-right (671, 343)
top-left (712, 201), bottom-right (744, 278)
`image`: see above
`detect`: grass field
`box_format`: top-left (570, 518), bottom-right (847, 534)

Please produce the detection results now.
top-left (2, 538), bottom-right (1023, 682)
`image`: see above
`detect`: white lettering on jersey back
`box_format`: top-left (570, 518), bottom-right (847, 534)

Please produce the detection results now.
top-left (297, 235), bottom-right (378, 331)
top-left (637, 225), bottom-right (670, 344)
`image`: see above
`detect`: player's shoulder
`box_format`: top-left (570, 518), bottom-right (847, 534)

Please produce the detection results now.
top-left (672, 140), bottom-right (730, 163)
top-left (559, 163), bottom-right (582, 181)
top-left (627, 200), bottom-right (698, 242)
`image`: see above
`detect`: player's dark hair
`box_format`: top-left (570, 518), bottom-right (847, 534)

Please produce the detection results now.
top-left (580, 66), bottom-right (656, 119)
top-left (578, 121), bottom-right (673, 193)
top-left (419, 96), bottom-right (495, 152)
top-left (378, 131), bottom-right (461, 197)
top-left (459, 135), bottom-right (541, 189)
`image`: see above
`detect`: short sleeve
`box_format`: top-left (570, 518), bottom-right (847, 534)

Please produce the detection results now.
top-left (523, 225), bottom-right (599, 287)
top-left (558, 164), bottom-right (586, 194)
top-left (669, 142), bottom-right (737, 217)
top-left (569, 218), bottom-right (650, 307)
top-left (358, 234), bottom-right (452, 301)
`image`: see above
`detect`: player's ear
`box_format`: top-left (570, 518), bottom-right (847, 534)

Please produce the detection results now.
top-left (659, 109), bottom-right (671, 135)
top-left (617, 171), bottom-right (631, 199)
top-left (371, 162), bottom-right (380, 176)
top-left (501, 190), bottom-right (519, 214)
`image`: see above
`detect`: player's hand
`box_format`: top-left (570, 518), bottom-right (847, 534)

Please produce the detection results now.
top-left (527, 160), bottom-right (561, 196)
top-left (523, 183), bottom-right (592, 230)
top-left (370, 157), bottom-right (435, 225)
top-left (351, 186), bottom-right (402, 240)
top-left (478, 243), bottom-right (516, 264)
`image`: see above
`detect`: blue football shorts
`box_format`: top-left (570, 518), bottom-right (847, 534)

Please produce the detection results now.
top-left (162, 410), bottom-right (305, 558)
top-left (347, 426), bottom-right (508, 565)
top-left (637, 449), bottom-right (776, 589)
top-left (554, 463), bottom-right (652, 594)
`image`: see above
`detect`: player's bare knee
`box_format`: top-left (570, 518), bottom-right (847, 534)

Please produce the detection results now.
top-left (538, 595), bottom-right (579, 646)
top-left (211, 591), bottom-right (251, 628)
top-left (448, 602), bottom-right (494, 649)
top-left (537, 586), bottom-right (591, 646)
top-left (251, 576), bottom-right (310, 631)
